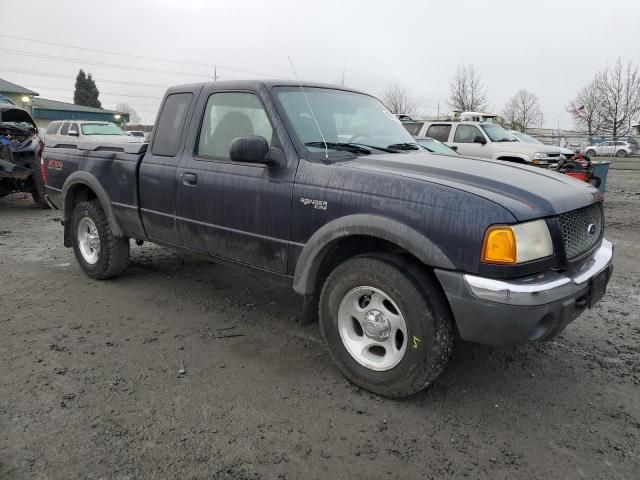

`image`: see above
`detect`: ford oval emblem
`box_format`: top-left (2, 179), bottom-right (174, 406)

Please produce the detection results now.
top-left (587, 223), bottom-right (597, 235)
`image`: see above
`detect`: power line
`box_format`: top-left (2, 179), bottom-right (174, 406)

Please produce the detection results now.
top-left (24, 84), bottom-right (163, 100)
top-left (0, 48), bottom-right (212, 79)
top-left (0, 33), bottom-right (283, 78)
top-left (0, 67), bottom-right (169, 88)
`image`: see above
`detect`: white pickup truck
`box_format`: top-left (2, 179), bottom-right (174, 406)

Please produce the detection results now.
top-left (417, 121), bottom-right (565, 166)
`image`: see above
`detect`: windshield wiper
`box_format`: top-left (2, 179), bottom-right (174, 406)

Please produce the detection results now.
top-left (387, 142), bottom-right (421, 151)
top-left (305, 142), bottom-right (372, 155)
top-left (349, 143), bottom-right (400, 153)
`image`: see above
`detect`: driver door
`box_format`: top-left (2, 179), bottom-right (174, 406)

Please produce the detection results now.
top-left (175, 89), bottom-right (297, 273)
top-left (450, 124), bottom-right (490, 158)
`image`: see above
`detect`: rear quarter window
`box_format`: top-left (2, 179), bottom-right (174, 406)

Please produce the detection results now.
top-left (60, 122), bottom-right (71, 135)
top-left (426, 124), bottom-right (451, 142)
top-left (151, 93), bottom-right (193, 157)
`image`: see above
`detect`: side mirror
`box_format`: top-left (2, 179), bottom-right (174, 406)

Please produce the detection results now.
top-left (229, 136), bottom-right (277, 165)
top-left (449, 145), bottom-right (458, 151)
top-left (68, 129), bottom-right (79, 137)
top-left (473, 135), bottom-right (486, 145)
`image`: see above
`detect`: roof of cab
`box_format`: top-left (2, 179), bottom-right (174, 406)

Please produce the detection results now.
top-left (164, 79), bottom-right (370, 96)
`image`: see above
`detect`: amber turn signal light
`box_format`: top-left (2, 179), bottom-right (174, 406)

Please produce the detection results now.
top-left (481, 226), bottom-right (516, 264)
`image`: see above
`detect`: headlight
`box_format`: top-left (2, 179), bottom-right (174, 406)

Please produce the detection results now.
top-left (532, 152), bottom-right (551, 165)
top-left (481, 219), bottom-right (553, 264)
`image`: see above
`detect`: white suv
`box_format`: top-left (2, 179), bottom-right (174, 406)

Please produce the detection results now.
top-left (585, 141), bottom-right (634, 158)
top-left (45, 121), bottom-right (143, 145)
top-left (417, 121), bottom-right (565, 165)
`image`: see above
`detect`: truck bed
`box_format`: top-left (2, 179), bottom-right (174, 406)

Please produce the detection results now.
top-left (43, 140), bottom-right (148, 239)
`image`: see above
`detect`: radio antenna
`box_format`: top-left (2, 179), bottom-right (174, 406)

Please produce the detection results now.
top-left (287, 55), bottom-right (328, 160)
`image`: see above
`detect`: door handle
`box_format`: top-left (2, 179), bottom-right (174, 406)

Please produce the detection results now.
top-left (182, 173), bottom-right (197, 185)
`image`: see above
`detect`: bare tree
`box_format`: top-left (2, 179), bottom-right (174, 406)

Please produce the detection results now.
top-left (115, 102), bottom-right (141, 124)
top-left (448, 65), bottom-right (489, 113)
top-left (596, 58), bottom-right (640, 138)
top-left (380, 83), bottom-right (417, 114)
top-left (567, 80), bottom-right (605, 136)
top-left (501, 89), bottom-right (544, 132)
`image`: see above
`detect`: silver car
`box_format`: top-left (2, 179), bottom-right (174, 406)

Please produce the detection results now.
top-left (509, 130), bottom-right (575, 158)
top-left (585, 141), bottom-right (634, 158)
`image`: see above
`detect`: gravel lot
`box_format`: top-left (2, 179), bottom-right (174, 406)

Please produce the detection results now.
top-left (1, 166), bottom-right (639, 480)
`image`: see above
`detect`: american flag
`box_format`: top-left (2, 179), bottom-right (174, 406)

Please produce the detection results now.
top-left (571, 105), bottom-right (585, 115)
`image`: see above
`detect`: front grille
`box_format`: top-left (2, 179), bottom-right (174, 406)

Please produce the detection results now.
top-left (557, 203), bottom-right (603, 260)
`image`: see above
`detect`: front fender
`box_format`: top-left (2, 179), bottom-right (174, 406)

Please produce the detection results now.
top-left (61, 171), bottom-right (124, 237)
top-left (293, 214), bottom-right (455, 295)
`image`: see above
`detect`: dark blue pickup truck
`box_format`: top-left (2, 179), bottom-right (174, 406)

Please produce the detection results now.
top-left (42, 80), bottom-right (613, 398)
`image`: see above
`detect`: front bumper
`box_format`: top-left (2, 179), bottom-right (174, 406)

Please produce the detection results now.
top-left (435, 240), bottom-right (613, 345)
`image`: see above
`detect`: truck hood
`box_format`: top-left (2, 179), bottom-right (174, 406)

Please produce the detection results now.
top-left (0, 106), bottom-right (37, 130)
top-left (81, 135), bottom-right (143, 144)
top-left (493, 141), bottom-right (565, 156)
top-left (344, 152), bottom-right (601, 221)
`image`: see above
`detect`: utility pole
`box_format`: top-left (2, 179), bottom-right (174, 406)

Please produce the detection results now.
top-left (213, 65), bottom-right (218, 81)
top-left (437, 102), bottom-right (440, 120)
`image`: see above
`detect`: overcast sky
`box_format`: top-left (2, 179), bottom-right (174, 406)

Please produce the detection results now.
top-left (1, 0), bottom-right (638, 126)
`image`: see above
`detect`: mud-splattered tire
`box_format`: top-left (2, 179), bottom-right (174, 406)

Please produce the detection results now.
top-left (71, 200), bottom-right (129, 279)
top-left (319, 254), bottom-right (453, 398)
top-left (28, 156), bottom-right (49, 209)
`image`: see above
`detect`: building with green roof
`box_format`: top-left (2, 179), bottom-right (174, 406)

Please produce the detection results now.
top-left (0, 77), bottom-right (128, 129)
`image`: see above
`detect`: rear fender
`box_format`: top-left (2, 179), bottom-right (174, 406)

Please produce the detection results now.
top-left (62, 172), bottom-right (124, 244)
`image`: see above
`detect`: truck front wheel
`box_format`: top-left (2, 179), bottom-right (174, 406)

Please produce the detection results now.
top-left (319, 254), bottom-right (453, 398)
top-left (71, 200), bottom-right (130, 279)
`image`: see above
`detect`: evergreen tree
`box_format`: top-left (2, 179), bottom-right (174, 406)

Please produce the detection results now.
top-left (73, 69), bottom-right (101, 108)
top-left (85, 73), bottom-right (101, 108)
top-left (73, 69), bottom-right (88, 105)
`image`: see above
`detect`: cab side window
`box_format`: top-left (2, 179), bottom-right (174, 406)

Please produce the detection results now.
top-left (45, 122), bottom-right (60, 135)
top-left (60, 122), bottom-right (71, 135)
top-left (453, 125), bottom-right (483, 143)
top-left (197, 92), bottom-right (273, 160)
top-left (426, 124), bottom-right (451, 143)
top-left (151, 93), bottom-right (193, 157)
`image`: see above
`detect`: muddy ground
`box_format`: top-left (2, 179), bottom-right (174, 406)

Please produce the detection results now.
top-left (1, 167), bottom-right (638, 480)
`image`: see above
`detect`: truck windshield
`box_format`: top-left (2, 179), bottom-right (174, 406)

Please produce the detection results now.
top-left (81, 123), bottom-right (125, 135)
top-left (275, 87), bottom-right (419, 158)
top-left (480, 124), bottom-right (516, 142)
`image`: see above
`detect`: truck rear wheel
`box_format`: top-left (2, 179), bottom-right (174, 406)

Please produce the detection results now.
top-left (319, 254), bottom-right (453, 398)
top-left (71, 200), bottom-right (129, 279)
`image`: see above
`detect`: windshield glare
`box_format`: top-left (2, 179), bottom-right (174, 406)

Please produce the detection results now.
top-left (275, 87), bottom-right (418, 157)
top-left (512, 131), bottom-right (543, 145)
top-left (416, 138), bottom-right (458, 156)
top-left (81, 123), bottom-right (125, 135)
top-left (480, 124), bottom-right (514, 142)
